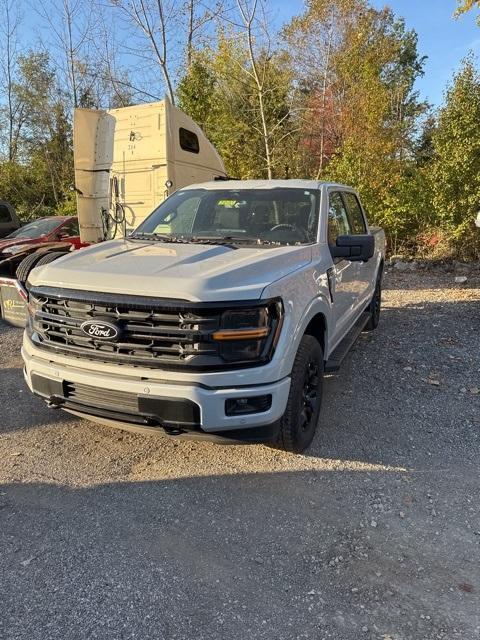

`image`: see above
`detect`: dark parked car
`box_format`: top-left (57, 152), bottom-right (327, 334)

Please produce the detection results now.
top-left (0, 216), bottom-right (82, 256)
top-left (0, 201), bottom-right (21, 238)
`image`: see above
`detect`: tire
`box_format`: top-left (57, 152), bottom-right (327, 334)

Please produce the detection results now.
top-left (15, 252), bottom-right (46, 284)
top-left (32, 251), bottom-right (69, 268)
top-left (364, 271), bottom-right (382, 331)
top-left (275, 334), bottom-right (324, 453)
top-left (16, 250), bottom-right (69, 286)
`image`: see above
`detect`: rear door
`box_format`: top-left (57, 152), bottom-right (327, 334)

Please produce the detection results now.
top-left (327, 190), bottom-right (358, 347)
top-left (0, 203), bottom-right (19, 238)
top-left (342, 191), bottom-right (375, 307)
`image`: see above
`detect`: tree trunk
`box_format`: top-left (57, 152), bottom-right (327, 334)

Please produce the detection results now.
top-left (237, 0), bottom-right (274, 179)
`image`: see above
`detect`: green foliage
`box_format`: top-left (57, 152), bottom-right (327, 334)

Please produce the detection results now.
top-left (0, 1), bottom-right (479, 260)
top-left (455, 0), bottom-right (480, 16)
top-left (430, 59), bottom-right (480, 227)
top-left (178, 34), bottom-right (295, 179)
top-left (426, 58), bottom-right (480, 259)
top-left (288, 1), bottom-right (432, 251)
top-left (177, 51), bottom-right (218, 138)
top-left (0, 51), bottom-right (73, 219)
top-left (0, 160), bottom-right (58, 220)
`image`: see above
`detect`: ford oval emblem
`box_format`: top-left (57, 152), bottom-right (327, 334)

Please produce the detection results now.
top-left (80, 320), bottom-right (120, 341)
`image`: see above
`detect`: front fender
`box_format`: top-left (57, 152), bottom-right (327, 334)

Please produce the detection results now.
top-left (262, 265), bottom-right (333, 379)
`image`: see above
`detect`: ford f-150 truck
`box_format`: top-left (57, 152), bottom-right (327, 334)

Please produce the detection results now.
top-left (22, 180), bottom-right (385, 452)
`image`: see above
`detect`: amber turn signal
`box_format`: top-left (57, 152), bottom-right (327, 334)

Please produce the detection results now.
top-left (212, 327), bottom-right (270, 341)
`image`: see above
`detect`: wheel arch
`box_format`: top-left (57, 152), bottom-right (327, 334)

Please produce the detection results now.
top-left (303, 312), bottom-right (327, 354)
top-left (377, 257), bottom-right (384, 280)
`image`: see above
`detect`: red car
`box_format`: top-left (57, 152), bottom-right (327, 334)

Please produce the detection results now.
top-left (0, 216), bottom-right (82, 256)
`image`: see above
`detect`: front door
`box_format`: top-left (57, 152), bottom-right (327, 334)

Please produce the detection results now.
top-left (342, 191), bottom-right (375, 307)
top-left (327, 191), bottom-right (358, 349)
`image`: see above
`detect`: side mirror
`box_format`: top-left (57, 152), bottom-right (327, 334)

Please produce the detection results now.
top-left (330, 234), bottom-right (375, 262)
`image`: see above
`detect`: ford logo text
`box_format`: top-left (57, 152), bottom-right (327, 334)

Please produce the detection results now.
top-left (80, 320), bottom-right (120, 340)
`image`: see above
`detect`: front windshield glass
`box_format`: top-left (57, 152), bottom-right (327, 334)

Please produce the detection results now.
top-left (133, 188), bottom-right (320, 245)
top-left (7, 218), bottom-right (60, 239)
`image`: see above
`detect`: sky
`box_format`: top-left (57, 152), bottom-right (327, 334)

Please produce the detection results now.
top-left (275, 0), bottom-right (480, 107)
top-left (19, 0), bottom-right (480, 109)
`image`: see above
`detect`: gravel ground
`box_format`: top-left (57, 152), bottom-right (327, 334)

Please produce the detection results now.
top-left (0, 269), bottom-right (479, 640)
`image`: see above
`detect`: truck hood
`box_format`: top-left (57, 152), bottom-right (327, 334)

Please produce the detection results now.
top-left (28, 239), bottom-right (312, 301)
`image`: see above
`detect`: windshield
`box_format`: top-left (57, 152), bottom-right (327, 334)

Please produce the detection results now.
top-left (7, 218), bottom-right (60, 239)
top-left (132, 188), bottom-right (320, 245)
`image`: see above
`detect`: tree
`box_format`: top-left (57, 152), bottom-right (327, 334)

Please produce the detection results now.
top-left (107, 0), bottom-right (175, 103)
top-left (428, 58), bottom-right (480, 258)
top-left (35, 0), bottom-right (97, 111)
top-left (178, 31), bottom-right (295, 179)
top-left (177, 49), bottom-right (218, 135)
top-left (178, 39), bottom-right (261, 177)
top-left (185, 0), bottom-right (227, 68)
top-left (11, 51), bottom-right (73, 209)
top-left (235, 0), bottom-right (276, 178)
top-left (455, 0), bottom-right (480, 15)
top-left (414, 114), bottom-right (436, 167)
top-left (105, 0), bottom-right (229, 104)
top-left (285, 0), bottom-right (427, 249)
top-left (455, 0), bottom-right (480, 25)
top-left (0, 0), bottom-right (23, 161)
top-left (284, 0), bottom-right (364, 178)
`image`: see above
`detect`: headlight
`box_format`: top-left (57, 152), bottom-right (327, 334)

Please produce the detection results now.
top-left (212, 300), bottom-right (283, 363)
top-left (2, 244), bottom-right (26, 255)
top-left (26, 292), bottom-right (43, 333)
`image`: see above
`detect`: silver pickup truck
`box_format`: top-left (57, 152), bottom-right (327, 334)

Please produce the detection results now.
top-left (22, 180), bottom-right (385, 452)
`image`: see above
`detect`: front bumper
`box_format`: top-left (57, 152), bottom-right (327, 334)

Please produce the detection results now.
top-left (22, 335), bottom-right (290, 442)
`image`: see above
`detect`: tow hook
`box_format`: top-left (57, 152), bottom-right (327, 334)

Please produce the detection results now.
top-left (46, 395), bottom-right (64, 409)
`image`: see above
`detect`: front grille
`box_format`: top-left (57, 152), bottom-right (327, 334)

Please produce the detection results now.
top-left (64, 381), bottom-right (139, 413)
top-left (28, 286), bottom-right (280, 370)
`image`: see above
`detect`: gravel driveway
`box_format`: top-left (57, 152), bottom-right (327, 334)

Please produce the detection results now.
top-left (0, 270), bottom-right (479, 640)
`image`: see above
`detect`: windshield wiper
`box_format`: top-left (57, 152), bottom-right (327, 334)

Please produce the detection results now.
top-left (129, 233), bottom-right (242, 248)
top-left (129, 232), bottom-right (190, 243)
top-left (189, 235), bottom-right (279, 247)
top-left (129, 232), bottom-right (280, 248)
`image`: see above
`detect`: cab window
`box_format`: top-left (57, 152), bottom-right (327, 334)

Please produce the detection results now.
top-left (328, 192), bottom-right (351, 246)
top-left (343, 192), bottom-right (366, 234)
top-left (179, 128), bottom-right (199, 154)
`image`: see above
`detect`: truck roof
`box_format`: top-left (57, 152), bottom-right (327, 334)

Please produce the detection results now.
top-left (181, 179), bottom-right (355, 191)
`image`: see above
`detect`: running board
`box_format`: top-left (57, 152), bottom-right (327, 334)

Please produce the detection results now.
top-left (325, 312), bottom-right (370, 373)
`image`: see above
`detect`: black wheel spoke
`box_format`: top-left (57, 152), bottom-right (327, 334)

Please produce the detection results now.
top-left (299, 358), bottom-right (321, 432)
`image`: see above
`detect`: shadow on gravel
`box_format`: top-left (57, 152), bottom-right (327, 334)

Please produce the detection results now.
top-left (0, 319), bottom-right (20, 332)
top-left (0, 367), bottom-right (76, 433)
top-left (1, 473), bottom-right (478, 640)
